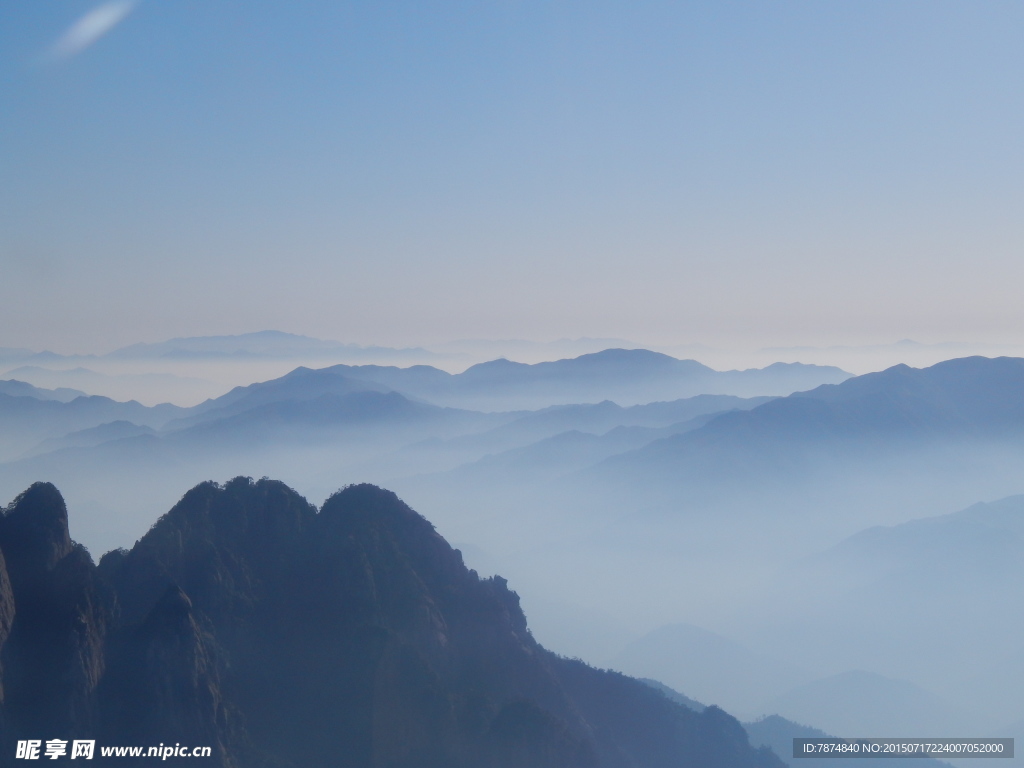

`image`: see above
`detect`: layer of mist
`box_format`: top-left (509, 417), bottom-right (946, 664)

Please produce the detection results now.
top-left (1, 343), bottom-right (1022, 754)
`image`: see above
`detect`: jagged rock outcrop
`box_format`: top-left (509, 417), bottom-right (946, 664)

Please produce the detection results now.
top-left (0, 484), bottom-right (108, 753)
top-left (0, 548), bottom-right (14, 680)
top-left (99, 585), bottom-right (237, 766)
top-left (0, 478), bottom-right (783, 768)
top-left (0, 542), bottom-right (13, 744)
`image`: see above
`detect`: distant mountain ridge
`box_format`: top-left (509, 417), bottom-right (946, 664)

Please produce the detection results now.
top-left (0, 479), bottom-right (784, 768)
top-left (734, 492), bottom-right (1024, 728)
top-left (0, 393), bottom-right (184, 463)
top-left (108, 330), bottom-right (432, 361)
top-left (0, 379), bottom-right (86, 403)
top-left (3, 355), bottom-right (1023, 752)
top-left (598, 356), bottom-right (1024, 486)
top-left (26, 421), bottom-right (156, 458)
top-left (172, 366), bottom-right (396, 426)
top-left (311, 349), bottom-right (849, 410)
top-left (150, 350), bottom-right (823, 442)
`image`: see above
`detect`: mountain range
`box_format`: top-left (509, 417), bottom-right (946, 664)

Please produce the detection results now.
top-left (0, 350), bottom-right (808, 553)
top-left (0, 392), bottom-right (183, 464)
top-left (572, 355), bottom-right (1024, 549)
top-left (599, 355), bottom-right (1024, 481)
top-left (3, 355), bottom-right (1024, 745)
top-left (305, 349), bottom-right (848, 410)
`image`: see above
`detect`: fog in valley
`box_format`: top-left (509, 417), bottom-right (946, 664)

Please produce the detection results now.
top-left (3, 334), bottom-right (1024, 765)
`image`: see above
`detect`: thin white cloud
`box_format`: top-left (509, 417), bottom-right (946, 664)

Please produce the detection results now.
top-left (45, 1), bottom-right (137, 62)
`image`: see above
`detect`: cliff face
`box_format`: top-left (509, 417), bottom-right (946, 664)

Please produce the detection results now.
top-left (0, 484), bottom-right (108, 746)
top-left (0, 478), bottom-right (782, 768)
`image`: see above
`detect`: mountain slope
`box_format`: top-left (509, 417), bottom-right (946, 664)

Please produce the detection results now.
top-left (0, 379), bottom-right (86, 403)
top-left (0, 393), bottom-right (184, 463)
top-left (625, 356), bottom-right (1024, 469)
top-left (170, 365), bottom-right (396, 426)
top-left (586, 356), bottom-right (1024, 530)
top-left (732, 493), bottom-right (1024, 726)
top-left (0, 479), bottom-right (784, 768)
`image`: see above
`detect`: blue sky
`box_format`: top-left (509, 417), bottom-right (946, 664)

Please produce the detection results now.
top-left (3, 1), bottom-right (1024, 353)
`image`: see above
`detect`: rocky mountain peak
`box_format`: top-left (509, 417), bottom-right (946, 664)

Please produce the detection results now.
top-left (0, 482), bottom-right (74, 582)
top-left (0, 479), bottom-right (783, 768)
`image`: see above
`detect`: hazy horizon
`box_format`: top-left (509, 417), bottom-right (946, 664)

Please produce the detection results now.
top-left (5, 2), bottom-right (1024, 358)
top-left (7, 327), bottom-right (1024, 408)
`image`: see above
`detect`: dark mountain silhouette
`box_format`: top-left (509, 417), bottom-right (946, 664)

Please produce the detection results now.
top-left (0, 479), bottom-right (783, 768)
top-left (640, 678), bottom-right (705, 712)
